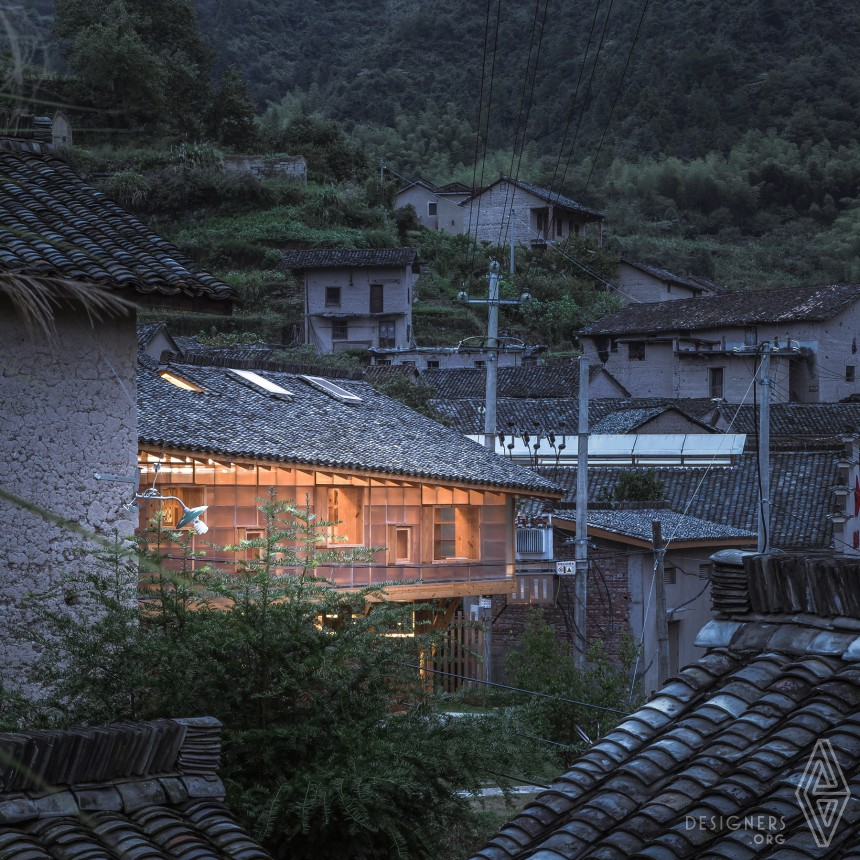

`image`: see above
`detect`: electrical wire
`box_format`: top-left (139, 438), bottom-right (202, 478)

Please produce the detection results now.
top-left (402, 663), bottom-right (630, 714)
top-left (582, 0), bottom-right (651, 195)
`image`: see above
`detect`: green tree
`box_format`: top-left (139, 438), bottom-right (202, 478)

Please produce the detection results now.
top-left (597, 469), bottom-right (665, 503)
top-left (26, 492), bottom-right (530, 859)
top-left (207, 65), bottom-right (260, 150)
top-left (53, 0), bottom-right (212, 133)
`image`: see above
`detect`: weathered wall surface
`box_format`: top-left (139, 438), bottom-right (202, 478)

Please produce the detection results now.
top-left (305, 265), bottom-right (413, 353)
top-left (0, 305), bottom-right (138, 687)
top-left (584, 310), bottom-right (860, 403)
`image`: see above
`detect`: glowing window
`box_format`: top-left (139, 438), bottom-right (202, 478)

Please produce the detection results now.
top-left (158, 371), bottom-right (205, 392)
top-left (328, 487), bottom-right (364, 545)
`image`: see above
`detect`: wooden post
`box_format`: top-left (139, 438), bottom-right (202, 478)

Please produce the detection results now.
top-left (652, 520), bottom-right (670, 687)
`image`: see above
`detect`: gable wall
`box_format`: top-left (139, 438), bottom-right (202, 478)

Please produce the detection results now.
top-left (616, 262), bottom-right (702, 304)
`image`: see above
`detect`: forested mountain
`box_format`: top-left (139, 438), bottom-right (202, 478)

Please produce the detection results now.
top-left (194, 0), bottom-right (860, 161)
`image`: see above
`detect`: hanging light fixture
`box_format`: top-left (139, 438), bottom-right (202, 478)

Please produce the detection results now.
top-left (135, 462), bottom-right (209, 533)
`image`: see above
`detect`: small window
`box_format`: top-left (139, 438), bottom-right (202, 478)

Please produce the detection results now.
top-left (628, 342), bottom-right (645, 361)
top-left (664, 565), bottom-right (677, 585)
top-left (332, 321), bottom-right (348, 340)
top-left (328, 487), bottom-right (363, 545)
top-left (745, 328), bottom-right (757, 346)
top-left (375, 359), bottom-right (391, 366)
top-left (240, 528), bottom-right (265, 562)
top-left (710, 367), bottom-right (724, 399)
top-left (390, 526), bottom-right (413, 563)
top-left (610, 339), bottom-right (618, 353)
top-left (325, 286), bottom-right (341, 307)
top-left (426, 360), bottom-right (440, 369)
top-left (434, 506), bottom-right (479, 560)
top-left (370, 283), bottom-right (384, 314)
top-left (473, 360), bottom-right (486, 368)
top-left (699, 563), bottom-right (713, 579)
top-left (379, 320), bottom-right (396, 348)
top-left (428, 201), bottom-right (437, 217)
top-left (556, 218), bottom-right (563, 237)
top-left (847, 366), bottom-right (856, 382)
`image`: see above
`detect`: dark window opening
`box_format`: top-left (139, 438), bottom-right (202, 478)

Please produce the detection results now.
top-left (332, 321), bottom-right (348, 340)
top-left (370, 283), bottom-right (384, 314)
top-left (325, 286), bottom-right (341, 307)
top-left (428, 201), bottom-right (437, 216)
top-left (847, 366), bottom-right (856, 382)
top-left (628, 341), bottom-right (645, 361)
top-left (427, 360), bottom-right (440, 369)
top-left (378, 320), bottom-right (396, 348)
top-left (710, 367), bottom-right (724, 399)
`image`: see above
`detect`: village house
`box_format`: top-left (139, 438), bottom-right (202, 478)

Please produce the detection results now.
top-left (0, 139), bottom-right (233, 686)
top-left (284, 247), bottom-right (419, 354)
top-left (136, 354), bottom-right (562, 608)
top-left (461, 177), bottom-right (605, 248)
top-left (615, 257), bottom-right (725, 305)
top-left (394, 177), bottom-right (472, 234)
top-left (473, 550), bottom-right (860, 859)
top-left (580, 282), bottom-right (860, 402)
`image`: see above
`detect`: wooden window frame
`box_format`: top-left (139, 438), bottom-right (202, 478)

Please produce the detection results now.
top-left (433, 506), bottom-right (479, 561)
top-left (327, 486), bottom-right (364, 546)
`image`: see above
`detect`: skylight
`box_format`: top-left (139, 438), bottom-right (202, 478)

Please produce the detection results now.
top-left (159, 370), bottom-right (205, 392)
top-left (299, 375), bottom-right (363, 405)
top-left (228, 368), bottom-right (293, 399)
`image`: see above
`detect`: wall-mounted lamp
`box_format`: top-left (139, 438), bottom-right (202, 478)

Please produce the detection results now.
top-left (136, 462), bottom-right (209, 534)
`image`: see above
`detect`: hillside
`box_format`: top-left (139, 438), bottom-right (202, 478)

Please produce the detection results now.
top-left (194, 0), bottom-right (860, 160)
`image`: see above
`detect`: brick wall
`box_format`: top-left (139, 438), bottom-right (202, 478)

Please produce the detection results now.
top-left (491, 541), bottom-right (631, 683)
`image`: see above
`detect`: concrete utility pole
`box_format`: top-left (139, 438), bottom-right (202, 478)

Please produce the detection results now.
top-left (457, 260), bottom-right (531, 449)
top-left (652, 519), bottom-right (670, 686)
top-left (509, 210), bottom-right (516, 274)
top-left (574, 354), bottom-right (589, 668)
top-left (731, 339), bottom-right (800, 553)
top-left (484, 261), bottom-right (501, 450)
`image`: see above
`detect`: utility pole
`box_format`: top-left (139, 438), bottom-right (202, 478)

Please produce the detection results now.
top-left (484, 261), bottom-right (500, 449)
top-left (731, 339), bottom-right (800, 553)
top-left (380, 157), bottom-right (385, 186)
top-left (457, 260), bottom-right (531, 450)
top-left (652, 520), bottom-right (670, 686)
top-left (574, 354), bottom-right (589, 668)
top-left (509, 210), bottom-right (516, 274)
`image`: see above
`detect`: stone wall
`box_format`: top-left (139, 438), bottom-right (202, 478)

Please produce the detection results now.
top-left (0, 304), bottom-right (138, 688)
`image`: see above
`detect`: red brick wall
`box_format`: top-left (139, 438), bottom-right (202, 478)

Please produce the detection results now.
top-left (490, 544), bottom-right (631, 683)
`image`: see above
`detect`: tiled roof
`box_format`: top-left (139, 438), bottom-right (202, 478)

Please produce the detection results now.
top-left (472, 551), bottom-right (860, 860)
top-left (581, 283), bottom-right (860, 336)
top-left (718, 402), bottom-right (860, 438)
top-left (138, 361), bottom-right (561, 496)
top-left (0, 141), bottom-right (234, 305)
top-left (619, 257), bottom-right (726, 294)
top-left (430, 396), bottom-right (720, 436)
top-left (578, 508), bottom-right (756, 543)
top-left (537, 450), bottom-right (838, 549)
top-left (422, 365), bottom-right (610, 401)
top-left (0, 716), bottom-right (270, 859)
top-left (281, 248), bottom-right (418, 269)
top-left (464, 177), bottom-right (605, 219)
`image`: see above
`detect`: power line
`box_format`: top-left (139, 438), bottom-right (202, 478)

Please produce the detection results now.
top-left (403, 664), bottom-right (630, 715)
top-left (582, 0), bottom-right (651, 195)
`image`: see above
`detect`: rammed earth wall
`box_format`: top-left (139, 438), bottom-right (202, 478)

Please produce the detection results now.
top-left (0, 303), bottom-right (138, 687)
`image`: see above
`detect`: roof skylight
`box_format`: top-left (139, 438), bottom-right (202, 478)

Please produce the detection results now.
top-left (299, 375), bottom-right (363, 405)
top-left (158, 370), bottom-right (205, 392)
top-left (228, 368), bottom-right (294, 399)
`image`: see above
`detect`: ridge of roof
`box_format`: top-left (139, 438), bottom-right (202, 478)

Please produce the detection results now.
top-left (619, 257), bottom-right (726, 293)
top-left (461, 176), bottom-right (605, 219)
top-left (581, 282), bottom-right (860, 336)
top-left (282, 247), bottom-right (418, 269)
